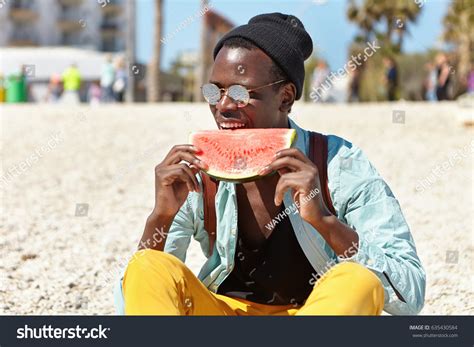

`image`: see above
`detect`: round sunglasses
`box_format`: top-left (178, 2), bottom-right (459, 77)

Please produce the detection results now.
top-left (201, 80), bottom-right (286, 107)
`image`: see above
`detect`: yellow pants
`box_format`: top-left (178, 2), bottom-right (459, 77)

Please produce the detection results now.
top-left (123, 250), bottom-right (384, 315)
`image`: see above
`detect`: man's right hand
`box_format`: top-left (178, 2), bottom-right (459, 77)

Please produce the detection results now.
top-left (152, 144), bottom-right (208, 219)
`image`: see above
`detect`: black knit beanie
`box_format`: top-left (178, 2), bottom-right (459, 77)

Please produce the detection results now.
top-left (213, 13), bottom-right (313, 100)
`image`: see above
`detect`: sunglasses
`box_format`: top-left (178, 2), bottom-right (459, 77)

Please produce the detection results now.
top-left (201, 80), bottom-right (286, 108)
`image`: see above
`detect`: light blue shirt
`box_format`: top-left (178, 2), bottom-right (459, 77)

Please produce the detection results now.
top-left (115, 118), bottom-right (426, 315)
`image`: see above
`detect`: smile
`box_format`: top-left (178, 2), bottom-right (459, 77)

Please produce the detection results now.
top-left (219, 122), bottom-right (246, 129)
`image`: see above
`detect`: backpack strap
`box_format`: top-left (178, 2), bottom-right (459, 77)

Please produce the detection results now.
top-left (201, 131), bottom-right (336, 257)
top-left (308, 131), bottom-right (336, 215)
top-left (200, 173), bottom-right (218, 255)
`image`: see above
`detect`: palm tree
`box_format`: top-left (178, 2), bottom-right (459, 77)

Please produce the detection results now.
top-left (443, 0), bottom-right (474, 84)
top-left (347, 0), bottom-right (422, 54)
top-left (194, 0), bottom-right (209, 102)
top-left (147, 0), bottom-right (163, 102)
top-left (125, 0), bottom-right (136, 102)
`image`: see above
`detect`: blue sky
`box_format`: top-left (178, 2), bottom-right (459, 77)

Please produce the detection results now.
top-left (136, 0), bottom-right (450, 70)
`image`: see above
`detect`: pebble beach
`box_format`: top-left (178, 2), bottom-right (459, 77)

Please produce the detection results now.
top-left (0, 101), bottom-right (472, 315)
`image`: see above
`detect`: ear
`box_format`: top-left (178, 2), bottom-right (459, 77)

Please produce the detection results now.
top-left (279, 83), bottom-right (296, 114)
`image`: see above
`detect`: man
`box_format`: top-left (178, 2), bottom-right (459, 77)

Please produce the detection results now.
top-left (115, 13), bottom-right (425, 316)
top-left (383, 57), bottom-right (398, 101)
top-left (435, 53), bottom-right (451, 101)
top-left (100, 55), bottom-right (115, 103)
top-left (61, 63), bottom-right (81, 104)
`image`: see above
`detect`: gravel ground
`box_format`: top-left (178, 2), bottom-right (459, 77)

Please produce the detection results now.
top-left (0, 102), bottom-right (472, 315)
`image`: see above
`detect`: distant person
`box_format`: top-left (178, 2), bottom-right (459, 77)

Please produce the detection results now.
top-left (0, 73), bottom-right (5, 103)
top-left (311, 60), bottom-right (329, 102)
top-left (101, 55), bottom-right (115, 103)
top-left (113, 56), bottom-right (127, 103)
top-left (383, 57), bottom-right (398, 101)
top-left (424, 62), bottom-right (437, 102)
top-left (45, 73), bottom-right (63, 103)
top-left (87, 81), bottom-right (102, 105)
top-left (466, 63), bottom-right (474, 94)
top-left (435, 53), bottom-right (451, 101)
top-left (348, 68), bottom-right (361, 102)
top-left (61, 63), bottom-right (82, 104)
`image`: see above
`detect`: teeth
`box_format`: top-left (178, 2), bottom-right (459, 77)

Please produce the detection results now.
top-left (220, 123), bottom-right (245, 129)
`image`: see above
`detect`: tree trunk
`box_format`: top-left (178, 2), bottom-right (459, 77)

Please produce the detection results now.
top-left (194, 0), bottom-right (209, 102)
top-left (125, 0), bottom-right (136, 102)
top-left (147, 0), bottom-right (163, 102)
top-left (457, 11), bottom-right (470, 82)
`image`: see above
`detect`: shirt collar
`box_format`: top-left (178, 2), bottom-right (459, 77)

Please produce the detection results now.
top-left (288, 117), bottom-right (309, 156)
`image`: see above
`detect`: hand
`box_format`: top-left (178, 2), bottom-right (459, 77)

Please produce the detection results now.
top-left (258, 148), bottom-right (332, 226)
top-left (152, 144), bottom-right (208, 218)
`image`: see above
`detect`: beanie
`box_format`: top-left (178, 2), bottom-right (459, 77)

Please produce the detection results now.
top-left (213, 12), bottom-right (313, 100)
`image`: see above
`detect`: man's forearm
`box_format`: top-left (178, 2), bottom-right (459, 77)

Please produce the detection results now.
top-left (311, 215), bottom-right (359, 258)
top-left (137, 213), bottom-right (175, 251)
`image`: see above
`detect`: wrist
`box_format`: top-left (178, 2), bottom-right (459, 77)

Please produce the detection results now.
top-left (310, 213), bottom-right (338, 234)
top-left (148, 209), bottom-right (175, 223)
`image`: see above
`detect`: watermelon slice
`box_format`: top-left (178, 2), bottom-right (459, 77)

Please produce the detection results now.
top-left (189, 128), bottom-right (297, 182)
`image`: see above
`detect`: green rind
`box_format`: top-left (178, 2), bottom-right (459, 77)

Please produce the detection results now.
top-left (205, 170), bottom-right (278, 183)
top-left (195, 129), bottom-right (297, 183)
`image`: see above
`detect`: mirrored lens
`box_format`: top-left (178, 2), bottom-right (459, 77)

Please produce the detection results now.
top-left (228, 85), bottom-right (250, 106)
top-left (202, 84), bottom-right (221, 105)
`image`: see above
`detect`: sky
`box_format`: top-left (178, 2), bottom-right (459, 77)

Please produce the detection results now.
top-left (136, 0), bottom-right (451, 71)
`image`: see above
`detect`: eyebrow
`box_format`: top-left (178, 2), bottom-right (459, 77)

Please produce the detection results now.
top-left (208, 80), bottom-right (255, 89)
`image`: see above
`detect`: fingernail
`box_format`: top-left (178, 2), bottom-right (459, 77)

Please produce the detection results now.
top-left (258, 166), bottom-right (270, 175)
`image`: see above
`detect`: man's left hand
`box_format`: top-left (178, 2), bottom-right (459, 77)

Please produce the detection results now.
top-left (258, 148), bottom-right (332, 227)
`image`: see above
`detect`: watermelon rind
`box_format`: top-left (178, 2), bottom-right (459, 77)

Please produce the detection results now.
top-left (190, 129), bottom-right (297, 183)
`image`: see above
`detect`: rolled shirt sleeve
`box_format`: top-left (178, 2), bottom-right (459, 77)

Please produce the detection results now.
top-left (163, 195), bottom-right (196, 263)
top-left (331, 140), bottom-right (426, 315)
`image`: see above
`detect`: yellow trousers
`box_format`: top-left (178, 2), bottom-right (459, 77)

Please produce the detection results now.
top-left (123, 250), bottom-right (384, 315)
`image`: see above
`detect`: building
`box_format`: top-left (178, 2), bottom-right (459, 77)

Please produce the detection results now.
top-left (0, 0), bottom-right (126, 52)
top-left (0, 46), bottom-right (116, 102)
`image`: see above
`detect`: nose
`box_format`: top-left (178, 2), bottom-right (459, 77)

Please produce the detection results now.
top-left (216, 94), bottom-right (238, 113)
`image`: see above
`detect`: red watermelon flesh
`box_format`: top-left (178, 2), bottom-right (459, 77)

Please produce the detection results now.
top-left (189, 128), bottom-right (297, 182)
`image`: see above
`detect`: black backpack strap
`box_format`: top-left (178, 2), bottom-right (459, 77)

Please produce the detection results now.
top-left (200, 173), bottom-right (218, 256)
top-left (308, 131), bottom-right (336, 215)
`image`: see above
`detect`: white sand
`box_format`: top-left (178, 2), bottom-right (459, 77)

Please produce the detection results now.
top-left (0, 102), bottom-right (472, 315)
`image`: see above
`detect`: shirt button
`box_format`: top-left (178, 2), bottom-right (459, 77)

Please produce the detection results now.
top-left (184, 298), bottom-right (193, 308)
top-left (231, 229), bottom-right (236, 236)
top-left (367, 259), bottom-right (374, 266)
top-left (211, 284), bottom-right (218, 291)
